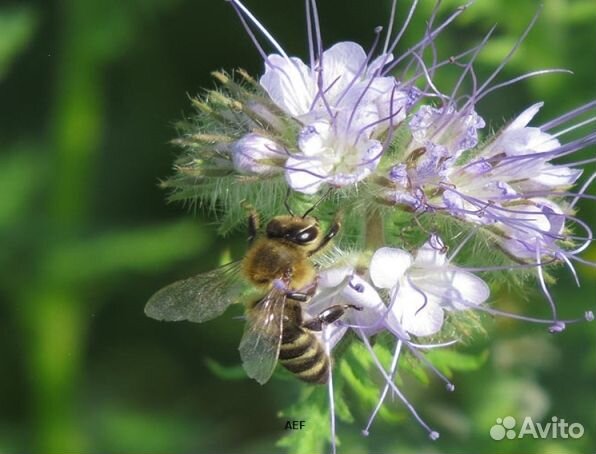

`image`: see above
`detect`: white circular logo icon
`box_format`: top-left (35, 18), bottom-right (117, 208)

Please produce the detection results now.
top-left (490, 416), bottom-right (517, 440)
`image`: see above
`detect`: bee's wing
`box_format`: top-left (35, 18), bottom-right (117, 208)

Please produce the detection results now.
top-left (238, 285), bottom-right (287, 385)
top-left (145, 261), bottom-right (245, 323)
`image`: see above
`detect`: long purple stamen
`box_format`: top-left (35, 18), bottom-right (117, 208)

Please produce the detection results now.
top-left (448, 25), bottom-right (497, 107)
top-left (384, 0), bottom-right (422, 63)
top-left (323, 325), bottom-right (338, 454)
top-left (383, 2), bottom-right (473, 76)
top-left (540, 100), bottom-right (596, 131)
top-left (358, 331), bottom-right (440, 441)
top-left (535, 243), bottom-right (559, 325)
top-left (310, 0), bottom-right (323, 60)
top-left (462, 6), bottom-right (542, 112)
top-left (336, 26), bottom-right (384, 106)
top-left (305, 0), bottom-right (315, 69)
top-left (228, 0), bottom-right (290, 60)
top-left (382, 0), bottom-right (399, 55)
top-left (363, 340), bottom-right (403, 436)
top-left (571, 171), bottom-right (596, 209)
top-left (477, 69), bottom-right (573, 102)
top-left (405, 342), bottom-right (456, 392)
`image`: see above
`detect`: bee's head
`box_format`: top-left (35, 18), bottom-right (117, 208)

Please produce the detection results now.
top-left (266, 215), bottom-right (321, 249)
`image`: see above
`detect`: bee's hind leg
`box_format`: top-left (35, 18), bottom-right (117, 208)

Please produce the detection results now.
top-left (302, 304), bottom-right (363, 332)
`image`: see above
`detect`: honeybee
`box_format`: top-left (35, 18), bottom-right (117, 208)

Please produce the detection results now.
top-left (145, 208), bottom-right (361, 385)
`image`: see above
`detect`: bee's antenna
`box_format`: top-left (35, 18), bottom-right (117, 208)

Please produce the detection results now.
top-left (284, 187), bottom-right (296, 216)
top-left (302, 188), bottom-right (333, 218)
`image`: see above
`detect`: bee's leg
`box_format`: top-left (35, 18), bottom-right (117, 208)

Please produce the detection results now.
top-left (302, 304), bottom-right (363, 332)
top-left (285, 291), bottom-right (310, 302)
top-left (284, 276), bottom-right (319, 301)
top-left (242, 201), bottom-right (259, 244)
top-left (308, 215), bottom-right (341, 256)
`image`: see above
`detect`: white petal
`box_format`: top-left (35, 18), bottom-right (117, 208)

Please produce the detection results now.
top-left (317, 266), bottom-right (354, 289)
top-left (532, 164), bottom-right (582, 188)
top-left (418, 269), bottom-right (490, 310)
top-left (370, 247), bottom-right (413, 289)
top-left (506, 102), bottom-right (544, 131)
top-left (260, 54), bottom-right (315, 117)
top-left (392, 282), bottom-right (444, 337)
top-left (340, 275), bottom-right (385, 311)
top-left (285, 157), bottom-right (328, 194)
top-left (367, 53), bottom-right (394, 77)
top-left (502, 128), bottom-right (560, 156)
top-left (383, 310), bottom-right (410, 340)
top-left (320, 42), bottom-right (367, 100)
top-left (414, 235), bottom-right (447, 267)
top-left (374, 85), bottom-right (408, 131)
top-left (298, 121), bottom-right (332, 157)
top-left (343, 276), bottom-right (388, 336)
top-left (309, 272), bottom-right (387, 337)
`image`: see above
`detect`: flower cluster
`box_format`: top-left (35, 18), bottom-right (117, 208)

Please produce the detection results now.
top-left (163, 0), bottom-right (596, 452)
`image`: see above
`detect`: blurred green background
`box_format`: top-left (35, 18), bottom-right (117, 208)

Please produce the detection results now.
top-left (0, 0), bottom-right (594, 453)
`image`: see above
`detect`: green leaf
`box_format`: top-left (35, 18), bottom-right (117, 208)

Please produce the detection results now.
top-left (0, 146), bottom-right (45, 230)
top-left (0, 5), bottom-right (37, 79)
top-left (42, 220), bottom-right (208, 284)
top-left (425, 349), bottom-right (489, 377)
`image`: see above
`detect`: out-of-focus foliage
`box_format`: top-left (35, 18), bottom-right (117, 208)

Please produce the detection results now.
top-left (0, 1), bottom-right (594, 453)
top-left (0, 6), bottom-right (37, 80)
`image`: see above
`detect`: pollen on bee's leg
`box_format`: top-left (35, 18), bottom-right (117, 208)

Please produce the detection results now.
top-left (272, 278), bottom-right (287, 291)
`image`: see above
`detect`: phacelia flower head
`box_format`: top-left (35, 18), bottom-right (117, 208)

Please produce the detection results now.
top-left (159, 1), bottom-right (596, 453)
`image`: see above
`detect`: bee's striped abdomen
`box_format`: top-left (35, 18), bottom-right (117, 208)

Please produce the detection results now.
top-left (279, 324), bottom-right (329, 384)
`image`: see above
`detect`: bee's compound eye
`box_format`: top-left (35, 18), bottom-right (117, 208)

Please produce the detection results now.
top-left (296, 227), bottom-right (317, 244)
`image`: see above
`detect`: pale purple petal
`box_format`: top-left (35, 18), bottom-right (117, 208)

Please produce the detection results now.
top-left (260, 54), bottom-right (315, 117)
top-left (392, 282), bottom-right (445, 337)
top-left (413, 235), bottom-right (447, 267)
top-left (505, 102), bottom-right (543, 131)
top-left (232, 134), bottom-right (285, 175)
top-left (285, 156), bottom-right (328, 194)
top-left (298, 121), bottom-right (332, 157)
top-left (531, 164), bottom-right (582, 188)
top-left (417, 269), bottom-right (490, 311)
top-left (370, 247), bottom-right (413, 289)
top-left (320, 42), bottom-right (368, 99)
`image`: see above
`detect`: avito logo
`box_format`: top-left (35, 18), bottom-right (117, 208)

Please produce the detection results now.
top-left (490, 416), bottom-right (584, 440)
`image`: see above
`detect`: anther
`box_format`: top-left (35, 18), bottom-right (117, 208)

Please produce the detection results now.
top-left (585, 311), bottom-right (595, 322)
top-left (429, 431), bottom-right (440, 441)
top-left (446, 383), bottom-right (455, 392)
top-left (548, 321), bottom-right (566, 334)
top-left (349, 281), bottom-right (365, 293)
